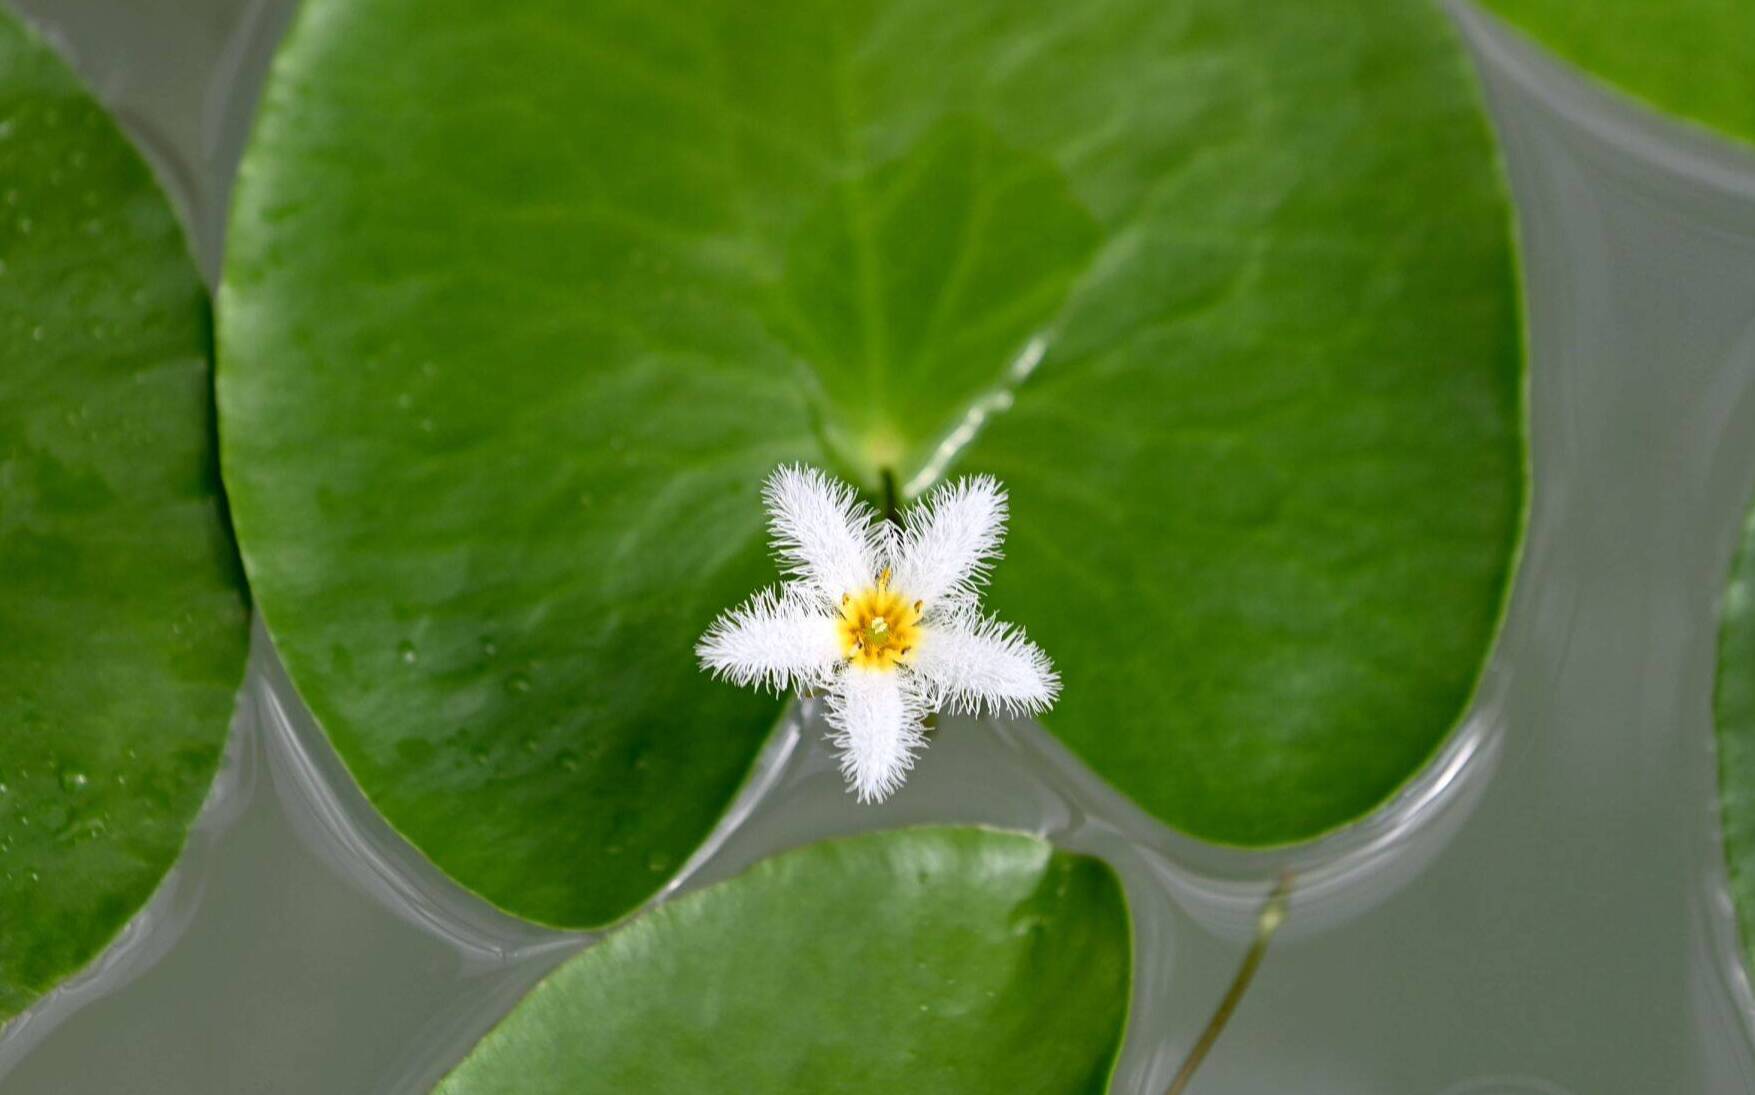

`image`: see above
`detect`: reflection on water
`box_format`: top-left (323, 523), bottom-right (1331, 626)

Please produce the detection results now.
top-left (5, 0), bottom-right (1755, 1091)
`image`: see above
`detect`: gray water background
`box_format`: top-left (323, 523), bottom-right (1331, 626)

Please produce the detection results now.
top-left (4, 2), bottom-right (1755, 1091)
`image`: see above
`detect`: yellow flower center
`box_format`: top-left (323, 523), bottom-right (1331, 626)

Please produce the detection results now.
top-left (838, 569), bottom-right (922, 672)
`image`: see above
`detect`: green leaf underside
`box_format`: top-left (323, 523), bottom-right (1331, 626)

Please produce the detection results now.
top-left (1714, 496), bottom-right (1755, 978)
top-left (219, 0), bottom-right (1523, 926)
top-left (1480, 0), bottom-right (1755, 147)
top-left (0, 10), bottom-right (247, 1018)
top-left (437, 828), bottom-right (1131, 1094)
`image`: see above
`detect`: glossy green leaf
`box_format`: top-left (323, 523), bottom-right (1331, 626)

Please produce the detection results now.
top-left (1715, 496), bottom-right (1755, 974)
top-left (0, 9), bottom-right (247, 1018)
top-left (437, 827), bottom-right (1130, 1094)
top-left (1480, 0), bottom-right (1755, 146)
top-left (219, 0), bottom-right (1523, 925)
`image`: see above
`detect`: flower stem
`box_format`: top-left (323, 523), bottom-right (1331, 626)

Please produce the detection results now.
top-left (881, 467), bottom-right (900, 526)
top-left (1164, 870), bottom-right (1293, 1095)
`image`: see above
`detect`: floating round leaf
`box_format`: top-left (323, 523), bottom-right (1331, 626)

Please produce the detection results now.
top-left (219, 0), bottom-right (1523, 924)
top-left (437, 827), bottom-right (1131, 1094)
top-left (1480, 0), bottom-right (1755, 146)
top-left (0, 10), bottom-right (247, 1019)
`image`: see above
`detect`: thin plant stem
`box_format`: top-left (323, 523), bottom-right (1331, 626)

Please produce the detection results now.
top-left (1164, 870), bottom-right (1294, 1095)
top-left (881, 467), bottom-right (900, 526)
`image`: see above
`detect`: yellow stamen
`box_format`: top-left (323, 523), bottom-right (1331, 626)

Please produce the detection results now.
top-left (838, 578), bottom-right (922, 672)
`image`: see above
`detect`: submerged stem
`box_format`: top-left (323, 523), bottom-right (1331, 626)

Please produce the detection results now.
top-left (1164, 871), bottom-right (1294, 1095)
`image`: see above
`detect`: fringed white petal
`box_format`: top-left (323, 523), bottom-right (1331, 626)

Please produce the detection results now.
top-left (696, 585), bottom-right (843, 695)
top-left (763, 464), bottom-right (887, 604)
top-left (910, 612), bottom-right (1059, 718)
top-left (824, 666), bottom-right (927, 803)
top-left (891, 475), bottom-right (1007, 611)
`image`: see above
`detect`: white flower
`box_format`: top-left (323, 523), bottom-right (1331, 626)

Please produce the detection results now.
top-left (697, 465), bottom-right (1059, 802)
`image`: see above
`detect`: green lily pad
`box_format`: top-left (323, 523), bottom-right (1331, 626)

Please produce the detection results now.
top-left (1715, 496), bottom-right (1755, 974)
top-left (1479, 1), bottom-right (1755, 147)
top-left (0, 9), bottom-right (247, 1019)
top-left (219, 0), bottom-right (1522, 924)
top-left (437, 827), bottom-right (1130, 1094)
